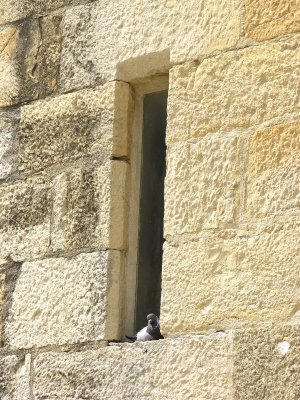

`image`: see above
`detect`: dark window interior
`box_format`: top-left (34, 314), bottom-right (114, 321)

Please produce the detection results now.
top-left (135, 90), bottom-right (168, 331)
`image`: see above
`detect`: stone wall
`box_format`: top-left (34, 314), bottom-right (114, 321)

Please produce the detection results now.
top-left (0, 0), bottom-right (299, 399)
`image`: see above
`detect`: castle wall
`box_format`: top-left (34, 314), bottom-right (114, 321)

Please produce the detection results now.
top-left (0, 1), bottom-right (299, 399)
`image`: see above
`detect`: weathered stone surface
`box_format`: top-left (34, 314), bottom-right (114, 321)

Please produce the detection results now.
top-left (51, 161), bottom-right (128, 252)
top-left (0, 109), bottom-right (19, 180)
top-left (6, 251), bottom-right (123, 348)
top-left (0, 354), bottom-right (31, 399)
top-left (33, 334), bottom-right (232, 399)
top-left (0, 161), bottom-right (128, 260)
top-left (60, 0), bottom-right (241, 91)
top-left (161, 220), bottom-right (300, 333)
top-left (0, 25), bottom-right (21, 106)
top-left (165, 135), bottom-right (242, 235)
top-left (167, 35), bottom-right (300, 144)
top-left (0, 176), bottom-right (51, 261)
top-left (245, 0), bottom-right (300, 41)
top-left (0, 272), bottom-right (4, 344)
top-left (23, 14), bottom-right (63, 100)
top-left (247, 121), bottom-right (300, 219)
top-left (0, 0), bottom-right (80, 24)
top-left (20, 82), bottom-right (132, 172)
top-left (233, 325), bottom-right (300, 400)
top-left (1, 264), bottom-right (21, 347)
top-left (0, 16), bottom-right (62, 106)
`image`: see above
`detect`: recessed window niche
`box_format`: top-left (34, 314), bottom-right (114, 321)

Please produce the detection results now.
top-left (124, 76), bottom-right (168, 336)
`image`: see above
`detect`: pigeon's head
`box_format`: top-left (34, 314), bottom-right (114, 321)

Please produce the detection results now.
top-left (147, 313), bottom-right (159, 327)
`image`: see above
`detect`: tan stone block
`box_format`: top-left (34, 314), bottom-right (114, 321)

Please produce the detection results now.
top-left (6, 251), bottom-right (123, 348)
top-left (245, 0), bottom-right (300, 41)
top-left (167, 36), bottom-right (300, 144)
top-left (0, 109), bottom-right (19, 180)
top-left (233, 325), bottom-right (300, 400)
top-left (0, 0), bottom-right (79, 24)
top-left (0, 176), bottom-right (51, 261)
top-left (247, 121), bottom-right (300, 218)
top-left (60, 0), bottom-right (241, 91)
top-left (0, 354), bottom-right (31, 399)
top-left (32, 335), bottom-right (232, 399)
top-left (0, 25), bottom-right (21, 106)
top-left (164, 144), bottom-right (190, 235)
top-left (31, 326), bottom-right (300, 399)
top-left (20, 81), bottom-right (132, 172)
top-left (0, 16), bottom-right (62, 106)
top-left (23, 14), bottom-right (63, 100)
top-left (164, 135), bottom-right (241, 235)
top-left (161, 221), bottom-right (300, 333)
top-left (51, 161), bottom-right (128, 252)
top-left (0, 272), bottom-right (4, 344)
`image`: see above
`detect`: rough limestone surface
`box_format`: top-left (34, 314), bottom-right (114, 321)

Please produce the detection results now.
top-left (0, 109), bottom-right (19, 180)
top-left (0, 176), bottom-right (51, 262)
top-left (0, 0), bottom-right (80, 24)
top-left (0, 271), bottom-right (4, 343)
top-left (0, 161), bottom-right (128, 260)
top-left (0, 354), bottom-right (31, 400)
top-left (247, 120), bottom-right (300, 219)
top-left (167, 35), bottom-right (300, 144)
top-left (0, 16), bottom-right (63, 107)
top-left (164, 135), bottom-right (242, 235)
top-left (60, 0), bottom-right (241, 91)
top-left (32, 335), bottom-right (232, 399)
top-left (245, 0), bottom-right (300, 41)
top-left (161, 220), bottom-right (300, 333)
top-left (20, 81), bottom-right (132, 172)
top-left (0, 25), bottom-right (20, 107)
top-left (233, 325), bottom-right (300, 400)
top-left (51, 161), bottom-right (128, 252)
top-left (22, 14), bottom-right (63, 100)
top-left (6, 251), bottom-right (123, 349)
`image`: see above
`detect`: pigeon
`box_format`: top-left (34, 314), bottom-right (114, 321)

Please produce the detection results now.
top-left (126, 313), bottom-right (164, 342)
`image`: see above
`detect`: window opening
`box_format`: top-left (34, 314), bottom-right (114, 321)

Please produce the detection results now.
top-left (134, 90), bottom-right (168, 331)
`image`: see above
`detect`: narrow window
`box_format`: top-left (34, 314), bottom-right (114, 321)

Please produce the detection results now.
top-left (135, 90), bottom-right (168, 331)
top-left (124, 77), bottom-right (168, 336)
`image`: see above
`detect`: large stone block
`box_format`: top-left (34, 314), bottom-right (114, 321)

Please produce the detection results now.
top-left (167, 35), bottom-right (300, 144)
top-left (51, 161), bottom-right (128, 252)
top-left (233, 325), bottom-right (300, 400)
top-left (161, 220), bottom-right (300, 333)
top-left (245, 0), bottom-right (300, 41)
top-left (0, 176), bottom-right (51, 262)
top-left (0, 161), bottom-right (128, 261)
top-left (20, 82), bottom-right (132, 172)
top-left (0, 354), bottom-right (31, 399)
top-left (32, 334), bottom-right (232, 399)
top-left (0, 109), bottom-right (19, 180)
top-left (164, 135), bottom-right (242, 235)
top-left (5, 251), bottom-right (123, 349)
top-left (31, 325), bottom-right (300, 399)
top-left (60, 0), bottom-right (241, 91)
top-left (247, 121), bottom-right (300, 219)
top-left (0, 0), bottom-right (80, 24)
top-left (0, 16), bottom-right (62, 106)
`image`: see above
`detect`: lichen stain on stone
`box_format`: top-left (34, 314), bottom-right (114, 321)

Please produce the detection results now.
top-left (3, 183), bottom-right (51, 230)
